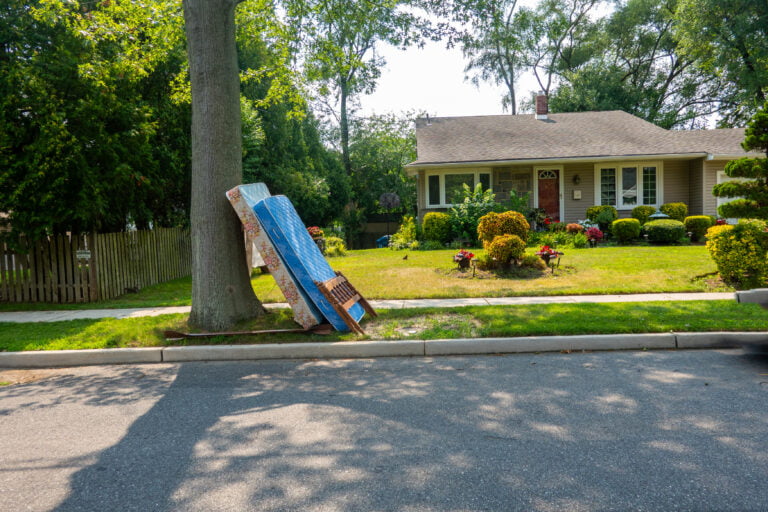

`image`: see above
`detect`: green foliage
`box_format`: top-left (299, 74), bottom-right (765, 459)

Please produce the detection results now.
top-left (714, 103), bottom-right (768, 219)
top-left (324, 236), bottom-right (347, 257)
top-left (675, 0), bottom-right (768, 125)
top-left (497, 190), bottom-right (532, 217)
top-left (448, 183), bottom-right (497, 241)
top-left (586, 205), bottom-right (618, 223)
top-left (644, 219), bottom-right (686, 244)
top-left (684, 216), bottom-right (714, 242)
top-left (418, 240), bottom-right (447, 250)
top-left (486, 234), bottom-right (526, 266)
top-left (611, 218), bottom-right (641, 243)
top-left (660, 202), bottom-right (689, 222)
top-left (521, 254), bottom-right (548, 271)
top-left (422, 212), bottom-right (452, 243)
top-left (706, 222), bottom-right (768, 288)
top-left (477, 211), bottom-right (530, 247)
top-left (571, 232), bottom-right (588, 248)
top-left (390, 215), bottom-right (418, 250)
top-left (632, 205), bottom-right (657, 225)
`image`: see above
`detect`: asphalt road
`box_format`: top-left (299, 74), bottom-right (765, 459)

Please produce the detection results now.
top-left (1, 350), bottom-right (767, 512)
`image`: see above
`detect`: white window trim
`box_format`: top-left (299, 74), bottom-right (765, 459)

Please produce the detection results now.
top-left (593, 161), bottom-right (663, 210)
top-left (425, 169), bottom-right (493, 208)
top-left (532, 165), bottom-right (565, 221)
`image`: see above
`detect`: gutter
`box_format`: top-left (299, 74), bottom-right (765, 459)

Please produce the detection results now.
top-left (405, 153), bottom-right (709, 176)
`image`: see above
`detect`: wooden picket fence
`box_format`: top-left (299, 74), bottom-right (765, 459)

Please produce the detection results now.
top-left (0, 227), bottom-right (191, 304)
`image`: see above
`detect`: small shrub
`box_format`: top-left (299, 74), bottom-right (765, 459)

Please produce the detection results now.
top-left (684, 215), bottom-right (714, 242)
top-left (571, 232), bottom-right (588, 248)
top-left (611, 218), bottom-right (641, 243)
top-left (632, 205), bottom-right (657, 225)
top-left (390, 215), bottom-right (418, 250)
top-left (660, 202), bottom-right (688, 222)
top-left (477, 211), bottom-right (530, 246)
top-left (706, 221), bottom-right (768, 288)
top-left (548, 221), bottom-right (567, 232)
top-left (521, 253), bottom-right (547, 270)
top-left (418, 240), bottom-right (446, 250)
top-left (644, 219), bottom-right (685, 244)
top-left (586, 205), bottom-right (618, 223)
top-left (566, 223), bottom-right (583, 234)
top-left (595, 208), bottom-right (617, 233)
top-left (422, 212), bottom-right (452, 243)
top-left (585, 227), bottom-right (603, 242)
top-left (486, 234), bottom-right (526, 266)
top-left (449, 183), bottom-right (497, 240)
top-left (324, 236), bottom-right (347, 257)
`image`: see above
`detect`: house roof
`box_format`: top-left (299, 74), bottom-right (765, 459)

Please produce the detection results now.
top-left (407, 111), bottom-right (752, 168)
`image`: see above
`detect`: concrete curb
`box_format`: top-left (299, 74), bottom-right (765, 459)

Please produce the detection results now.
top-left (0, 347), bottom-right (162, 368)
top-left (1, 332), bottom-right (766, 369)
top-left (424, 333), bottom-right (676, 356)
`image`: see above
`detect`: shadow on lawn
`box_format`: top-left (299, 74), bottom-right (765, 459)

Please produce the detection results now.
top-left (7, 350), bottom-right (764, 511)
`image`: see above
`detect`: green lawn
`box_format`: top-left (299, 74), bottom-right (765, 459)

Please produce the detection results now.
top-left (1, 300), bottom-right (765, 352)
top-left (0, 245), bottom-right (726, 312)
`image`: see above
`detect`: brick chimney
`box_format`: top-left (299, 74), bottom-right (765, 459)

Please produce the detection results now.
top-left (535, 91), bottom-right (548, 120)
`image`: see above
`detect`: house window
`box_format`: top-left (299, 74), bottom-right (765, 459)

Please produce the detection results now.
top-left (425, 170), bottom-right (492, 207)
top-left (596, 163), bottom-right (660, 209)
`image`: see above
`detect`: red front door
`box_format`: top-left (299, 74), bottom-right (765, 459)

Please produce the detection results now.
top-left (537, 169), bottom-right (560, 221)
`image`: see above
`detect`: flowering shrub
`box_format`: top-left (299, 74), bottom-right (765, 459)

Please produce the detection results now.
top-left (585, 227), bottom-right (603, 242)
top-left (706, 221), bottom-right (768, 288)
top-left (307, 226), bottom-right (324, 239)
top-left (716, 218), bottom-right (727, 225)
top-left (453, 249), bottom-right (475, 262)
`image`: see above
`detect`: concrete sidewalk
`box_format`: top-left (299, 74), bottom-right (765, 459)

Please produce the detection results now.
top-left (0, 292), bottom-right (735, 323)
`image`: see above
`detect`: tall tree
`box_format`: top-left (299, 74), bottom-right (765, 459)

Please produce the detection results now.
top-left (713, 103), bottom-right (768, 219)
top-left (675, 0), bottom-right (768, 126)
top-left (285, 0), bottom-right (435, 176)
top-left (549, 0), bottom-right (723, 129)
top-left (458, 0), bottom-right (526, 113)
top-left (183, 0), bottom-right (263, 330)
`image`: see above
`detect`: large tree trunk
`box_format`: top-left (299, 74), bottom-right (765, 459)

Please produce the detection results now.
top-left (183, 0), bottom-right (264, 330)
top-left (339, 76), bottom-right (352, 176)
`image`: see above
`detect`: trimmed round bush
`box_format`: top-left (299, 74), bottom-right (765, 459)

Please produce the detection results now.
top-left (422, 212), bottom-right (452, 243)
top-left (486, 234), bottom-right (526, 265)
top-left (632, 205), bottom-right (657, 225)
top-left (586, 205), bottom-right (618, 223)
top-left (521, 253), bottom-right (547, 270)
top-left (706, 221), bottom-right (768, 288)
top-left (660, 202), bottom-right (688, 222)
top-left (611, 218), bottom-right (641, 243)
top-left (644, 219), bottom-right (686, 244)
top-left (477, 211), bottom-right (530, 246)
top-left (684, 215), bottom-right (714, 242)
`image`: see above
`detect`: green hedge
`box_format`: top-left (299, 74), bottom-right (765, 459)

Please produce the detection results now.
top-left (611, 218), bottom-right (641, 243)
top-left (644, 219), bottom-right (685, 244)
top-left (706, 221), bottom-right (768, 288)
top-left (660, 202), bottom-right (688, 222)
top-left (684, 215), bottom-right (714, 242)
top-left (631, 205), bottom-right (657, 225)
top-left (422, 212), bottom-right (451, 243)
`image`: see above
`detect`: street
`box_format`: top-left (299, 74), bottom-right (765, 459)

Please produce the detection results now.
top-left (1, 349), bottom-right (767, 511)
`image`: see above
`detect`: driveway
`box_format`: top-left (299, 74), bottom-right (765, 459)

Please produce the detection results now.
top-left (1, 350), bottom-right (767, 511)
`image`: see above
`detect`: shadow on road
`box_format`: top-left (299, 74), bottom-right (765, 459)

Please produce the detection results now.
top-left (7, 350), bottom-right (763, 511)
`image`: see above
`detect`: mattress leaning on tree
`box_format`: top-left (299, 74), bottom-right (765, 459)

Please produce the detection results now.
top-left (226, 183), bottom-right (323, 329)
top-left (251, 194), bottom-right (365, 332)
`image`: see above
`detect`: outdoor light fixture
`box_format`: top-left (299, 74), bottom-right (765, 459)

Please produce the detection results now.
top-left (572, 174), bottom-right (581, 185)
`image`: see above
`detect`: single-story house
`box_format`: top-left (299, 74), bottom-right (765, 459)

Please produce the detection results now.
top-left (406, 95), bottom-right (757, 223)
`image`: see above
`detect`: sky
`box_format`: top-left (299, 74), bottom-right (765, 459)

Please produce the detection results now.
top-left (357, 40), bottom-right (541, 119)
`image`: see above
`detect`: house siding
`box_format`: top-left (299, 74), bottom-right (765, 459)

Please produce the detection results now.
top-left (703, 160), bottom-right (727, 216)
top-left (688, 158), bottom-right (704, 215)
top-left (562, 163), bottom-right (595, 222)
top-left (662, 159), bottom-right (690, 206)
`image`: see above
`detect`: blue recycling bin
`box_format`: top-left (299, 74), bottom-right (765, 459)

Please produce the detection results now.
top-left (376, 235), bottom-right (390, 248)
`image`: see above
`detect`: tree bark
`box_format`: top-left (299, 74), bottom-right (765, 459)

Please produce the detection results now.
top-left (183, 0), bottom-right (264, 330)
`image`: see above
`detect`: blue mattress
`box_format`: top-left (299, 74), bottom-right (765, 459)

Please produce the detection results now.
top-left (252, 195), bottom-right (364, 331)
